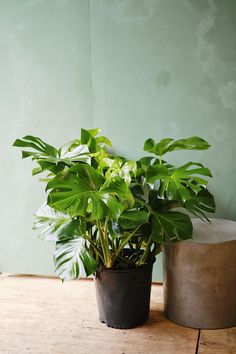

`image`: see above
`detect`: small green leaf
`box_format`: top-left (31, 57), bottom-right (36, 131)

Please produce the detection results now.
top-left (96, 136), bottom-right (112, 146)
top-left (143, 138), bottom-right (155, 151)
top-left (87, 128), bottom-right (101, 137)
top-left (81, 129), bottom-right (97, 152)
top-left (32, 167), bottom-right (42, 175)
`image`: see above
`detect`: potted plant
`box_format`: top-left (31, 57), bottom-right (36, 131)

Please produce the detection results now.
top-left (13, 129), bottom-right (215, 329)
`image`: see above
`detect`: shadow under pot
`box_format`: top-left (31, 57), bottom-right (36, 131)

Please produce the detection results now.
top-left (94, 258), bottom-right (155, 329)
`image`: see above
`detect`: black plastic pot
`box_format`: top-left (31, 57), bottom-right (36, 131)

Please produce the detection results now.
top-left (94, 258), bottom-right (155, 329)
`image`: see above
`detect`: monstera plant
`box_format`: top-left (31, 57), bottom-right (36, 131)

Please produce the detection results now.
top-left (13, 129), bottom-right (215, 328)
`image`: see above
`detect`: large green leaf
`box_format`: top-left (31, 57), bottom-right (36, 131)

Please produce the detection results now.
top-left (147, 162), bottom-right (212, 202)
top-left (151, 211), bottom-right (193, 241)
top-left (119, 210), bottom-right (149, 229)
top-left (33, 204), bottom-right (85, 241)
top-left (47, 172), bottom-right (124, 220)
top-left (54, 239), bottom-right (97, 280)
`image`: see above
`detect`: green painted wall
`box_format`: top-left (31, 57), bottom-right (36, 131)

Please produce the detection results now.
top-left (90, 0), bottom-right (236, 280)
top-left (0, 0), bottom-right (93, 275)
top-left (1, 0), bottom-right (236, 280)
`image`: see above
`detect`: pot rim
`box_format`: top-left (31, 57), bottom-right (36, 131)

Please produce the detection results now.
top-left (94, 256), bottom-right (156, 275)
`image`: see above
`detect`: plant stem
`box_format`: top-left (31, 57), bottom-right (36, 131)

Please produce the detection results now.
top-left (103, 218), bottom-right (112, 267)
top-left (97, 220), bottom-right (112, 268)
top-left (83, 235), bottom-right (104, 263)
top-left (137, 234), bottom-right (153, 266)
top-left (112, 225), bottom-right (141, 262)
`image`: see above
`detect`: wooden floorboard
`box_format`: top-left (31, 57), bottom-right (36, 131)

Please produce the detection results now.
top-left (0, 275), bottom-right (235, 354)
top-left (198, 328), bottom-right (236, 354)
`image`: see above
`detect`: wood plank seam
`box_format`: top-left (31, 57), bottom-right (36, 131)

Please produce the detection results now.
top-left (195, 329), bottom-right (201, 354)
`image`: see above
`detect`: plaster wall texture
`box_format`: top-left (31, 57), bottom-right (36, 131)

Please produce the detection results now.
top-left (0, 0), bottom-right (235, 280)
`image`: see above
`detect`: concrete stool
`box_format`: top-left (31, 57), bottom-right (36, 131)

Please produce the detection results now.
top-left (163, 218), bottom-right (236, 329)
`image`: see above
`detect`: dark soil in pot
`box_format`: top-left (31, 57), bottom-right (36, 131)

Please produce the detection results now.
top-left (94, 257), bottom-right (156, 329)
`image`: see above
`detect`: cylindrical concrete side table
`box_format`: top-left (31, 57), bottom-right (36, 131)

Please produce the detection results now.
top-left (163, 218), bottom-right (236, 329)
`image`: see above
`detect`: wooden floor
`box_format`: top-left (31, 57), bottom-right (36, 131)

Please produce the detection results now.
top-left (0, 274), bottom-right (235, 354)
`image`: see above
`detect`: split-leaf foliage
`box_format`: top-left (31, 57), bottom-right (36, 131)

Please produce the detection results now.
top-left (13, 130), bottom-right (215, 280)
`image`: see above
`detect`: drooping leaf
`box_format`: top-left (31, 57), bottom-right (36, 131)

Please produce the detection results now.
top-left (13, 135), bottom-right (58, 156)
top-left (184, 189), bottom-right (215, 221)
top-left (54, 238), bottom-right (97, 280)
top-left (13, 135), bottom-right (92, 175)
top-left (33, 204), bottom-right (85, 242)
